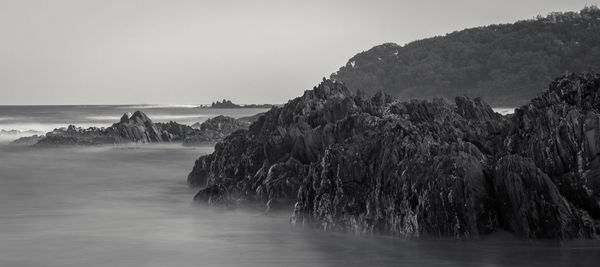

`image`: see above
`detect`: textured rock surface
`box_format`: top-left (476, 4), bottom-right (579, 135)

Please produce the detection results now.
top-left (189, 74), bottom-right (600, 239)
top-left (32, 111), bottom-right (169, 146)
top-left (505, 73), bottom-right (600, 220)
top-left (27, 111), bottom-right (248, 146)
top-left (493, 155), bottom-right (595, 239)
top-left (34, 125), bottom-right (128, 146)
top-left (182, 115), bottom-right (250, 146)
top-left (112, 111), bottom-right (166, 143)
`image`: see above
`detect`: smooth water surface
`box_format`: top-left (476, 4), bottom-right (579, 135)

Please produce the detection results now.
top-left (1, 144), bottom-right (599, 267)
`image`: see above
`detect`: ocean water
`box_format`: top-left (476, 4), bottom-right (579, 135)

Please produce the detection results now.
top-left (1, 106), bottom-right (599, 266)
top-left (0, 105), bottom-right (515, 143)
top-left (492, 107), bottom-right (515, 115)
top-left (0, 105), bottom-right (269, 142)
top-left (0, 144), bottom-right (599, 267)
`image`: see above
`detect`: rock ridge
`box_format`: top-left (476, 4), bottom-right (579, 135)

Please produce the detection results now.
top-left (188, 73), bottom-right (600, 239)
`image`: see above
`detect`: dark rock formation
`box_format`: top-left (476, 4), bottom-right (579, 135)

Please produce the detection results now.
top-left (505, 74), bottom-right (600, 220)
top-left (188, 74), bottom-right (600, 239)
top-left (23, 111), bottom-right (254, 147)
top-left (155, 121), bottom-right (197, 141)
top-left (236, 112), bottom-right (266, 125)
top-left (32, 111), bottom-right (170, 146)
top-left (112, 111), bottom-right (166, 143)
top-left (182, 115), bottom-right (250, 146)
top-left (493, 155), bottom-right (594, 239)
top-left (34, 125), bottom-right (127, 146)
top-left (10, 135), bottom-right (45, 145)
top-left (200, 99), bottom-right (273, 109)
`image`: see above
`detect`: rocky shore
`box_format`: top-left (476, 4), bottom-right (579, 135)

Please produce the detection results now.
top-left (188, 73), bottom-right (600, 239)
top-left (13, 111), bottom-right (255, 147)
top-left (182, 115), bottom-right (249, 146)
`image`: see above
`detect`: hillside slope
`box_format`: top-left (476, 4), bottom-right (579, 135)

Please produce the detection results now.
top-left (331, 6), bottom-right (600, 106)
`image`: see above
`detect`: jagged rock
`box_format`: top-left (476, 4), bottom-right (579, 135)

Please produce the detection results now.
top-left (205, 99), bottom-right (273, 109)
top-left (155, 121), bottom-right (197, 141)
top-left (493, 155), bottom-right (594, 239)
top-left (236, 112), bottom-right (266, 125)
top-left (188, 74), bottom-right (600, 239)
top-left (32, 111), bottom-right (167, 146)
top-left (505, 73), bottom-right (600, 219)
top-left (34, 125), bottom-right (126, 146)
top-left (22, 111), bottom-right (253, 147)
top-left (190, 122), bottom-right (202, 129)
top-left (182, 115), bottom-right (249, 146)
top-left (112, 111), bottom-right (165, 143)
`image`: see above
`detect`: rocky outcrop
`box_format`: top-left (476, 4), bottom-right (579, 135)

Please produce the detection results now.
top-left (32, 111), bottom-right (170, 146)
top-left (202, 99), bottom-right (273, 109)
top-left (34, 125), bottom-right (128, 146)
top-left (24, 111), bottom-right (250, 146)
top-left (188, 74), bottom-right (600, 239)
top-left (155, 121), bottom-right (198, 141)
top-left (505, 73), bottom-right (600, 220)
top-left (236, 112), bottom-right (266, 125)
top-left (493, 155), bottom-right (594, 239)
top-left (182, 115), bottom-right (250, 146)
top-left (111, 111), bottom-right (166, 143)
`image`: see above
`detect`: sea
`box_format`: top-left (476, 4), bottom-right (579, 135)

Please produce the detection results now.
top-left (0, 105), bottom-right (269, 143)
top-left (1, 105), bottom-right (599, 267)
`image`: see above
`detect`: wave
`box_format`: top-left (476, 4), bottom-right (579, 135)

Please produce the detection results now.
top-left (0, 117), bottom-right (17, 121)
top-left (148, 114), bottom-right (209, 120)
top-left (86, 114), bottom-right (208, 121)
top-left (1, 113), bottom-right (208, 136)
top-left (0, 129), bottom-right (45, 135)
top-left (85, 116), bottom-right (121, 121)
top-left (0, 123), bottom-right (107, 134)
top-left (115, 104), bottom-right (199, 109)
top-left (0, 129), bottom-right (46, 143)
top-left (492, 108), bottom-right (515, 115)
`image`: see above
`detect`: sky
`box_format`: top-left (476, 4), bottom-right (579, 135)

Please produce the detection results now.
top-left (0, 0), bottom-right (597, 105)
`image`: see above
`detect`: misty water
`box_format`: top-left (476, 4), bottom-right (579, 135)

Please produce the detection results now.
top-left (0, 105), bottom-right (599, 266)
top-left (1, 143), bottom-right (600, 267)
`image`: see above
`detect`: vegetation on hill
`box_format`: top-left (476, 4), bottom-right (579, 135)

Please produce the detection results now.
top-left (331, 6), bottom-right (600, 106)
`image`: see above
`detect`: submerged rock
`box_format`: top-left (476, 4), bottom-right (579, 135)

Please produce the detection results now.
top-left (188, 74), bottom-right (600, 239)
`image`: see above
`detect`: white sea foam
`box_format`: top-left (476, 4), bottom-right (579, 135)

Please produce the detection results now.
top-left (149, 114), bottom-right (209, 120)
top-left (86, 114), bottom-right (209, 121)
top-left (493, 108), bottom-right (515, 115)
top-left (0, 123), bottom-right (108, 134)
top-left (116, 104), bottom-right (199, 109)
top-left (0, 129), bottom-right (45, 143)
top-left (86, 116), bottom-right (122, 121)
top-left (0, 117), bottom-right (16, 121)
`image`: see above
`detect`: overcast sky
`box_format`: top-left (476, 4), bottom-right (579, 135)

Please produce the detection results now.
top-left (0, 0), bottom-right (597, 105)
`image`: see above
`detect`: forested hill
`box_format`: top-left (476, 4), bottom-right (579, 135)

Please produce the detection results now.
top-left (331, 6), bottom-right (600, 106)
